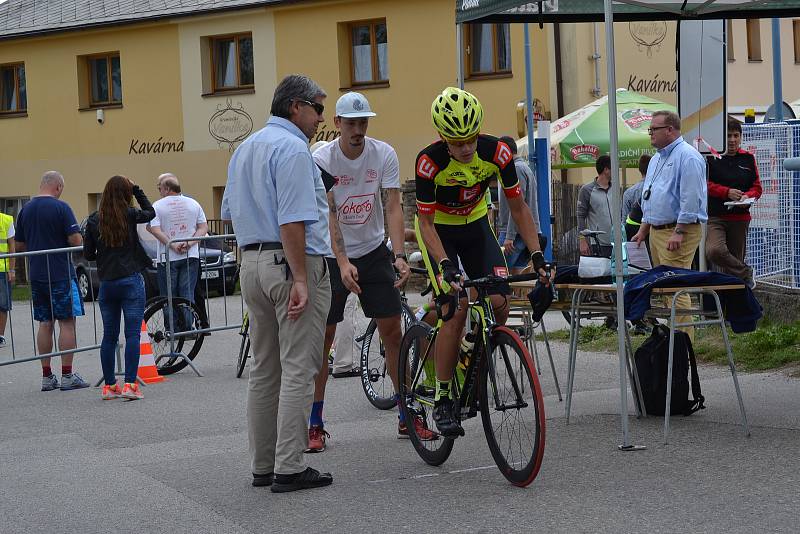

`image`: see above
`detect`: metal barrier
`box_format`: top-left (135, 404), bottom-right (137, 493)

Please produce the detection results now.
top-left (0, 246), bottom-right (101, 367)
top-left (160, 233), bottom-right (244, 376)
top-left (0, 236), bottom-right (246, 382)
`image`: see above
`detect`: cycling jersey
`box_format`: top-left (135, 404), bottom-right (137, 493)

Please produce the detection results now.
top-left (415, 135), bottom-right (521, 225)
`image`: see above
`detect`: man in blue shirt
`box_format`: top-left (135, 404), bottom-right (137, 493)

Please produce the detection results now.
top-left (15, 171), bottom-right (89, 391)
top-left (223, 75), bottom-right (333, 494)
top-left (632, 111), bottom-right (707, 340)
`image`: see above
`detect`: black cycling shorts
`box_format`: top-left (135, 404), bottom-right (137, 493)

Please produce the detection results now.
top-left (325, 244), bottom-right (402, 325)
top-left (428, 216), bottom-right (510, 296)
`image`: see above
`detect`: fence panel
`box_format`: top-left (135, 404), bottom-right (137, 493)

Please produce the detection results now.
top-left (742, 122), bottom-right (800, 289)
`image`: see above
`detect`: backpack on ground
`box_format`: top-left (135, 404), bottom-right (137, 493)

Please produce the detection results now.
top-left (634, 324), bottom-right (705, 416)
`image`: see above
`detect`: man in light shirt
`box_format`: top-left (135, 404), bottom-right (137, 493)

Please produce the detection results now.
top-left (632, 110), bottom-right (707, 340)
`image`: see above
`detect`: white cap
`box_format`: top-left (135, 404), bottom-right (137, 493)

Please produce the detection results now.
top-left (335, 92), bottom-right (376, 118)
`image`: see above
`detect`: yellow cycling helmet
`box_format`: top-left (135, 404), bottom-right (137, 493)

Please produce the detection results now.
top-left (431, 87), bottom-right (484, 141)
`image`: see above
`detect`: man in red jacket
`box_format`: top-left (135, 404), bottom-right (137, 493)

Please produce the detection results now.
top-left (705, 117), bottom-right (762, 289)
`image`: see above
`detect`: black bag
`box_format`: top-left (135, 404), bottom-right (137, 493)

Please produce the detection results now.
top-left (634, 324), bottom-right (705, 416)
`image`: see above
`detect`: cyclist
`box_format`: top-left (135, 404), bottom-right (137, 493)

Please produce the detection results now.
top-left (309, 92), bottom-right (434, 452)
top-left (415, 87), bottom-right (549, 438)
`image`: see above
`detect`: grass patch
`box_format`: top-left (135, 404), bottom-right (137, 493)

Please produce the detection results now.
top-left (537, 320), bottom-right (800, 372)
top-left (11, 284), bottom-right (30, 301)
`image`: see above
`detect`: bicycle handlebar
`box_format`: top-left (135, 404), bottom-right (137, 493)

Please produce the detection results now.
top-left (461, 266), bottom-right (551, 290)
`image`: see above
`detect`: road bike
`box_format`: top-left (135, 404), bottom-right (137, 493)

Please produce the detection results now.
top-left (397, 271), bottom-right (546, 487)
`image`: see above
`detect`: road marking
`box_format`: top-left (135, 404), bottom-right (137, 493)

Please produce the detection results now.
top-left (368, 464), bottom-right (496, 483)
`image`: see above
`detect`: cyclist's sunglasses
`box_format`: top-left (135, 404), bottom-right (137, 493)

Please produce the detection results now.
top-left (294, 99), bottom-right (325, 116)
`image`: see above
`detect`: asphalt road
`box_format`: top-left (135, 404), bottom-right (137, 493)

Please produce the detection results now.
top-left (0, 294), bottom-right (798, 533)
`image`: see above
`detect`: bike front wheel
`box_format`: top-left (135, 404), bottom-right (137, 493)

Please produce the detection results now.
top-left (398, 322), bottom-right (454, 466)
top-left (360, 303), bottom-right (414, 410)
top-left (142, 297), bottom-right (205, 375)
top-left (479, 325), bottom-right (546, 487)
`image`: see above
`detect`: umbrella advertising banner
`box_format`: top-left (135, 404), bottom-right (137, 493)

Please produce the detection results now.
top-left (519, 89), bottom-right (677, 168)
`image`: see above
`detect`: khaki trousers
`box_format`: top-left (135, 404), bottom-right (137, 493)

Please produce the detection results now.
top-left (241, 249), bottom-right (331, 476)
top-left (649, 224), bottom-right (702, 341)
top-left (705, 217), bottom-right (751, 280)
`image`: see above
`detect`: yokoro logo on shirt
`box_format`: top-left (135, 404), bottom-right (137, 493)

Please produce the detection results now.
top-left (366, 169), bottom-right (378, 183)
top-left (338, 194), bottom-right (374, 225)
top-left (570, 144), bottom-right (600, 162)
top-left (209, 99), bottom-right (253, 151)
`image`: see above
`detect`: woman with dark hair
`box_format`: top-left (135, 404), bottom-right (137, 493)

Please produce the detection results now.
top-left (84, 176), bottom-right (155, 400)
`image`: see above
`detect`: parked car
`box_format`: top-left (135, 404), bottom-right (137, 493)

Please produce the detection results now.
top-left (73, 222), bottom-right (238, 302)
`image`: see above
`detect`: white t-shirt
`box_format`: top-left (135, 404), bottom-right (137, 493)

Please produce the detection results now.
top-left (150, 195), bottom-right (207, 262)
top-left (313, 137), bottom-right (400, 259)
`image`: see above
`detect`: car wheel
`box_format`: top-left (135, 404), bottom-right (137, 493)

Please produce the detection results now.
top-left (77, 269), bottom-right (95, 302)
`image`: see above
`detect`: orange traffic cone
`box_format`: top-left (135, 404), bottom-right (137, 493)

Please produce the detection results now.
top-left (138, 320), bottom-right (165, 384)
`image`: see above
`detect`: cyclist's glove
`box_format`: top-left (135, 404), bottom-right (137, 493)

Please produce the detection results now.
top-left (439, 258), bottom-right (462, 286)
top-left (530, 250), bottom-right (547, 273)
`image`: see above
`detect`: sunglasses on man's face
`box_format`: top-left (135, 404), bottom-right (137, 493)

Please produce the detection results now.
top-left (295, 99), bottom-right (325, 116)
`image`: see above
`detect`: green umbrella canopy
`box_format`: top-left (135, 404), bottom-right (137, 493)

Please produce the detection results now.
top-left (517, 89), bottom-right (677, 168)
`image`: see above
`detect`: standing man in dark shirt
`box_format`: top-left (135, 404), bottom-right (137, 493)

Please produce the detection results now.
top-left (15, 171), bottom-right (88, 391)
top-left (705, 117), bottom-right (762, 289)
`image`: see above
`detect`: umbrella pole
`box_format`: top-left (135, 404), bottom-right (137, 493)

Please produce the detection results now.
top-left (603, 0), bottom-right (645, 452)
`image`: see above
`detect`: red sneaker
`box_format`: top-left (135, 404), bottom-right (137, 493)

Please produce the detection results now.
top-left (121, 382), bottom-right (143, 401)
top-left (398, 416), bottom-right (439, 441)
top-left (101, 383), bottom-right (122, 400)
top-left (306, 425), bottom-right (329, 453)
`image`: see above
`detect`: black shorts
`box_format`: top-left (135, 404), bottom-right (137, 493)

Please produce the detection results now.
top-left (430, 216), bottom-right (510, 296)
top-left (325, 244), bottom-right (402, 325)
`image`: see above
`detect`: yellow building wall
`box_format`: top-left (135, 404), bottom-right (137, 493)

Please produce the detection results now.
top-left (727, 18), bottom-right (800, 108)
top-left (0, 24), bottom-right (188, 216)
top-left (273, 0), bottom-right (552, 182)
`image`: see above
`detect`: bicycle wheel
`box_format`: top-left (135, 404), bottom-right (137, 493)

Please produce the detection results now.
top-left (236, 314), bottom-right (250, 378)
top-left (360, 303), bottom-right (414, 410)
top-left (479, 325), bottom-right (545, 487)
top-left (142, 297), bottom-right (205, 375)
top-left (398, 322), bottom-right (454, 466)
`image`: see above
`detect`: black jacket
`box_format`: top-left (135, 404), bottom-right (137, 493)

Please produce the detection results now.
top-left (84, 186), bottom-right (155, 281)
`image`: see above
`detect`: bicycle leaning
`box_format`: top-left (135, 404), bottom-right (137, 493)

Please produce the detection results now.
top-left (397, 270), bottom-right (547, 487)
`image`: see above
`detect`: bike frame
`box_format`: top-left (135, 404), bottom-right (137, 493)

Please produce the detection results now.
top-left (409, 285), bottom-right (529, 422)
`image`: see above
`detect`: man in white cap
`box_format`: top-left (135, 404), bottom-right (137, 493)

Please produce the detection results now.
top-left (307, 92), bottom-right (435, 452)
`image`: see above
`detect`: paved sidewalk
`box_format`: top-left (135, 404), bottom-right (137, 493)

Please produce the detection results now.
top-left (0, 297), bottom-right (797, 533)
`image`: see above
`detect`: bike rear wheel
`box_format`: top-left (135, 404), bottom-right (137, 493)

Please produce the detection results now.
top-left (360, 303), bottom-right (414, 410)
top-left (236, 315), bottom-right (250, 378)
top-left (479, 326), bottom-right (546, 487)
top-left (142, 297), bottom-right (205, 375)
top-left (398, 322), bottom-right (453, 466)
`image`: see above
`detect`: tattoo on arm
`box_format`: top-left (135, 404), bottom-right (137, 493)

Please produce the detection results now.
top-left (327, 192), bottom-right (346, 258)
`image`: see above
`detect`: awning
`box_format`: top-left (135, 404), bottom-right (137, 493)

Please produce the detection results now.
top-left (457, 1), bottom-right (800, 24)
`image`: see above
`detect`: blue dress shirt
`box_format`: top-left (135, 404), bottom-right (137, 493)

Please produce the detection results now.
top-left (223, 117), bottom-right (331, 256)
top-left (641, 136), bottom-right (708, 226)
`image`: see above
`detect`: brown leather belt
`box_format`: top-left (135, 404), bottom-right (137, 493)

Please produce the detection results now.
top-left (242, 242), bottom-right (282, 251)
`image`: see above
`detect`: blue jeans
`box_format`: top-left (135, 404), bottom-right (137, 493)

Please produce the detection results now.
top-left (98, 273), bottom-right (146, 385)
top-left (157, 258), bottom-right (199, 303)
top-left (158, 258), bottom-right (199, 329)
